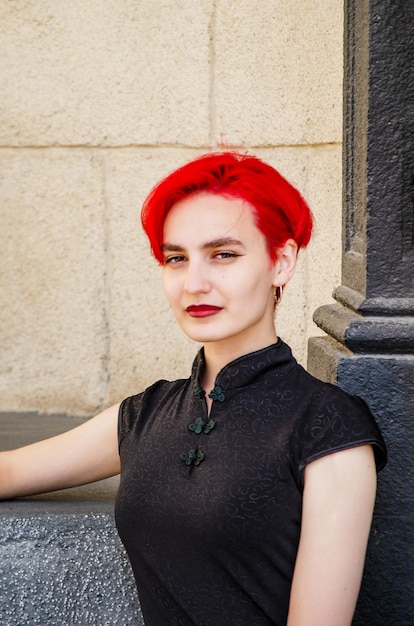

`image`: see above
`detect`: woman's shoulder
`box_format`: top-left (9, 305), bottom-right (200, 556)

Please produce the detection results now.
top-left (281, 349), bottom-right (370, 410)
top-left (121, 375), bottom-right (188, 414)
top-left (117, 376), bottom-right (190, 440)
top-left (290, 368), bottom-right (388, 474)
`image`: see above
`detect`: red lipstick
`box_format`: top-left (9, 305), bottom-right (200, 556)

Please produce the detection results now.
top-left (186, 305), bottom-right (222, 318)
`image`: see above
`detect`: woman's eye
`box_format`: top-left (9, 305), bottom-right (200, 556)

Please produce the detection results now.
top-left (214, 251), bottom-right (238, 260)
top-left (164, 255), bottom-right (186, 265)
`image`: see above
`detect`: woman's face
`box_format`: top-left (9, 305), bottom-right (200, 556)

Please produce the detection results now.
top-left (161, 193), bottom-right (295, 355)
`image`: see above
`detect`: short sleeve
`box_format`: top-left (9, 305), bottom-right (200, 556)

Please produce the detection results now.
top-left (117, 379), bottom-right (175, 451)
top-left (297, 385), bottom-right (387, 483)
top-left (118, 393), bottom-right (144, 449)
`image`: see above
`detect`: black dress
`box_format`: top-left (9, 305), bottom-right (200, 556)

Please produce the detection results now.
top-left (115, 340), bottom-right (387, 626)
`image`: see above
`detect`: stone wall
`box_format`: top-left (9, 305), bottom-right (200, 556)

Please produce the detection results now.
top-left (0, 1), bottom-right (344, 416)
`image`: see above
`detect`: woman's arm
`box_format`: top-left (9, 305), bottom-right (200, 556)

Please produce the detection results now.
top-left (0, 403), bottom-right (121, 500)
top-left (287, 445), bottom-right (377, 626)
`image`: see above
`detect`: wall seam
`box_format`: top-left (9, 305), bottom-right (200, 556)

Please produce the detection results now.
top-left (0, 142), bottom-right (342, 150)
top-left (98, 150), bottom-right (112, 412)
top-left (208, 1), bottom-right (217, 147)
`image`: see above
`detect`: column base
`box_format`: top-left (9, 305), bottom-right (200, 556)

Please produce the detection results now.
top-left (308, 335), bottom-right (414, 625)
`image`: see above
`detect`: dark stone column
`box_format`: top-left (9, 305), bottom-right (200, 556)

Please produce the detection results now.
top-left (307, 1), bottom-right (414, 624)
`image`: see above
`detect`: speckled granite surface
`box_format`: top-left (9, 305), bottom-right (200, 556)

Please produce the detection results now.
top-left (0, 413), bottom-right (143, 625)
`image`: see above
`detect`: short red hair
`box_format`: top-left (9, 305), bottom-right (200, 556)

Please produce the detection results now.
top-left (141, 151), bottom-right (313, 263)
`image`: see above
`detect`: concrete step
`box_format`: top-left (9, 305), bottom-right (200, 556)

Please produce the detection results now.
top-left (0, 413), bottom-right (143, 626)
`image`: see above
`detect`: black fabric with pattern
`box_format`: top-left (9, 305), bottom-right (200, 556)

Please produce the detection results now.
top-left (115, 340), bottom-right (387, 626)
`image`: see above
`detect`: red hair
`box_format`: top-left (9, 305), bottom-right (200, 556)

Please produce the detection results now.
top-left (141, 151), bottom-right (313, 263)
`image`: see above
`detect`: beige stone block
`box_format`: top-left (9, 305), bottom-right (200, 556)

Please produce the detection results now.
top-left (0, 1), bottom-right (211, 146)
top-left (104, 149), bottom-right (205, 406)
top-left (214, 0), bottom-right (343, 146)
top-left (0, 150), bottom-right (107, 415)
top-left (253, 145), bottom-right (342, 364)
top-left (299, 145), bottom-right (343, 339)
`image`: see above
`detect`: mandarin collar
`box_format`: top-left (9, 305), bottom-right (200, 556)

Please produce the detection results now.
top-left (190, 339), bottom-right (296, 397)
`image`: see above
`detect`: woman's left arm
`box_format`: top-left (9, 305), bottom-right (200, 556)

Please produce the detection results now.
top-left (287, 445), bottom-right (377, 626)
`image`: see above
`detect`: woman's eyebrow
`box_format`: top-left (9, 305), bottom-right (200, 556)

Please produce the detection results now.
top-left (161, 243), bottom-right (184, 252)
top-left (202, 237), bottom-right (245, 249)
top-left (161, 237), bottom-right (245, 252)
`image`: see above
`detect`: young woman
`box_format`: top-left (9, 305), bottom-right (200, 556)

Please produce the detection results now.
top-left (0, 152), bottom-right (386, 625)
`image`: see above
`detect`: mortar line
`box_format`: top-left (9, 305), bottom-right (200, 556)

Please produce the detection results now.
top-left (208, 1), bottom-right (217, 147)
top-left (99, 151), bottom-right (112, 411)
top-left (0, 141), bottom-right (341, 151)
top-left (303, 153), bottom-right (312, 360)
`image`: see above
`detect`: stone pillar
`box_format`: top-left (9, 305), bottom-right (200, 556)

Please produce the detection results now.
top-left (307, 1), bottom-right (414, 624)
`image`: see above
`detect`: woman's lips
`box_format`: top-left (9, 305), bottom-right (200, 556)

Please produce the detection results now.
top-left (186, 305), bottom-right (223, 318)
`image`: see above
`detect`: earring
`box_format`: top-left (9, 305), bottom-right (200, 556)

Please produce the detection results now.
top-left (274, 285), bottom-right (283, 305)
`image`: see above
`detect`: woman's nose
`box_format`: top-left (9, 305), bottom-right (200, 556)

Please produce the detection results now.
top-left (183, 260), bottom-right (211, 294)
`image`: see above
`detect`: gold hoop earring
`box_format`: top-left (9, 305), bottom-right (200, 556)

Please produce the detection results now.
top-left (274, 285), bottom-right (283, 305)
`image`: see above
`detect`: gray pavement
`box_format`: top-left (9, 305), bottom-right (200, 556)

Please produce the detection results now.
top-left (0, 412), bottom-right (142, 625)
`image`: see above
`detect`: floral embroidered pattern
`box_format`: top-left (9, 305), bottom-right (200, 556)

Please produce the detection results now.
top-left (193, 383), bottom-right (205, 398)
top-left (183, 383), bottom-right (224, 466)
top-left (181, 447), bottom-right (205, 467)
top-left (208, 385), bottom-right (225, 402)
top-left (189, 417), bottom-right (216, 434)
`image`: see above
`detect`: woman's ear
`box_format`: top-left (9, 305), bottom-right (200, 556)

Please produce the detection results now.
top-left (272, 239), bottom-right (298, 288)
